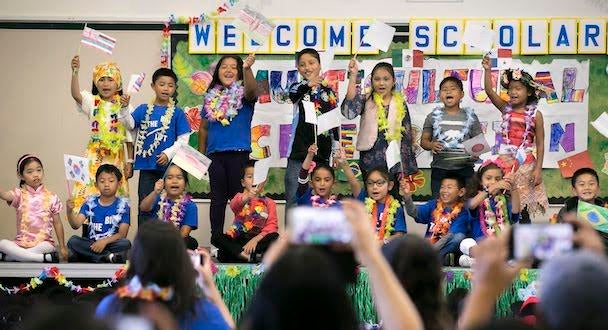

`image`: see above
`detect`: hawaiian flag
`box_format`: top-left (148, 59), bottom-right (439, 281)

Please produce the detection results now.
top-left (233, 6), bottom-right (275, 44)
top-left (81, 27), bottom-right (116, 54)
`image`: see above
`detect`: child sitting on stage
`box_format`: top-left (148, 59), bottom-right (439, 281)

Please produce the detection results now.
top-left (211, 160), bottom-right (279, 263)
top-left (66, 164), bottom-right (131, 263)
top-left (401, 175), bottom-right (471, 265)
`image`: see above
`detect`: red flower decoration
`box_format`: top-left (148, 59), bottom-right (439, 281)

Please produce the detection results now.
top-left (115, 267), bottom-right (127, 280)
top-left (48, 267), bottom-right (59, 277)
top-left (185, 106), bottom-right (201, 131)
top-left (404, 170), bottom-right (426, 193)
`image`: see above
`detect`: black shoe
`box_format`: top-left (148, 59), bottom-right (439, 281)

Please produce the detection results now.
top-left (104, 253), bottom-right (125, 264)
top-left (43, 252), bottom-right (59, 263)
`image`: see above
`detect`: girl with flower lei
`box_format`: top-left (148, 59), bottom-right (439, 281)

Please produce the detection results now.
top-left (198, 54), bottom-right (258, 238)
top-left (356, 167), bottom-right (407, 244)
top-left (458, 160), bottom-right (521, 267)
top-left (70, 56), bottom-right (132, 214)
top-left (0, 155), bottom-right (68, 262)
top-left (139, 165), bottom-right (199, 250)
top-left (296, 144), bottom-right (361, 209)
top-left (211, 161), bottom-right (279, 263)
top-left (482, 57), bottom-right (549, 221)
top-left (342, 60), bottom-right (418, 188)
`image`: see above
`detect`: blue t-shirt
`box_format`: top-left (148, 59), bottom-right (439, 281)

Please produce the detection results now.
top-left (132, 104), bottom-right (191, 170)
top-left (96, 294), bottom-right (230, 330)
top-left (79, 196), bottom-right (130, 241)
top-left (470, 197), bottom-right (519, 240)
top-left (151, 195), bottom-right (198, 230)
top-left (203, 97), bottom-right (255, 154)
top-left (296, 187), bottom-right (342, 208)
top-left (356, 191), bottom-right (407, 234)
top-left (414, 199), bottom-right (471, 237)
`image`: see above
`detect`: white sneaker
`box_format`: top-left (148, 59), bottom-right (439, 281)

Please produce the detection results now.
top-left (210, 247), bottom-right (219, 258)
top-left (459, 255), bottom-right (475, 267)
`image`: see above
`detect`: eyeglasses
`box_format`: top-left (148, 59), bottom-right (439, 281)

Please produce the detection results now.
top-left (366, 179), bottom-right (387, 187)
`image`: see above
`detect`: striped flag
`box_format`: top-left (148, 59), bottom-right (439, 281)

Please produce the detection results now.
top-left (126, 73), bottom-right (146, 94)
top-left (81, 27), bottom-right (116, 54)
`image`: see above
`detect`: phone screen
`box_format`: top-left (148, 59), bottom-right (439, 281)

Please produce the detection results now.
top-left (288, 207), bottom-right (351, 244)
top-left (511, 224), bottom-right (573, 261)
top-left (188, 250), bottom-right (204, 268)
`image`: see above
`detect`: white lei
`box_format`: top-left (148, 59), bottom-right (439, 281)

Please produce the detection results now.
top-left (85, 196), bottom-right (128, 240)
top-left (431, 106), bottom-right (475, 149)
top-left (135, 99), bottom-right (176, 158)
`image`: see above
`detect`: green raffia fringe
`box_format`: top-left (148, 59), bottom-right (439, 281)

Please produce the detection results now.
top-left (214, 265), bottom-right (538, 323)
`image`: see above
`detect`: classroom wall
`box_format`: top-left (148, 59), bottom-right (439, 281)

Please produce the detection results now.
top-left (0, 0), bottom-right (606, 22)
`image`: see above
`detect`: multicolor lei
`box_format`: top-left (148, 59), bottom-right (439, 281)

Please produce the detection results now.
top-left (203, 82), bottom-right (244, 126)
top-left (135, 98), bottom-right (176, 158)
top-left (226, 198), bottom-right (269, 238)
top-left (431, 106), bottom-right (475, 149)
top-left (372, 92), bottom-right (406, 142)
top-left (91, 95), bottom-right (126, 154)
top-left (364, 196), bottom-right (400, 240)
top-left (429, 201), bottom-right (464, 243)
top-left (501, 103), bottom-right (536, 148)
top-left (309, 83), bottom-right (337, 136)
top-left (116, 275), bottom-right (174, 302)
top-left (479, 193), bottom-right (510, 237)
top-left (157, 193), bottom-right (192, 228)
top-left (310, 194), bottom-right (338, 208)
top-left (18, 187), bottom-right (53, 246)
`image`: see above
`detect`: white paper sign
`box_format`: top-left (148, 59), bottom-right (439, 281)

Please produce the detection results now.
top-left (385, 140), bottom-right (401, 169)
top-left (463, 23), bottom-right (495, 52)
top-left (319, 48), bottom-right (335, 74)
top-left (303, 101), bottom-right (318, 124)
top-left (592, 112), bottom-right (608, 138)
top-left (253, 158), bottom-right (271, 185)
top-left (317, 108), bottom-right (341, 134)
top-left (361, 20), bottom-right (395, 52)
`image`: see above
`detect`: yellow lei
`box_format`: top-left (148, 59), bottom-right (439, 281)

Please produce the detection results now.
top-left (91, 95), bottom-right (127, 154)
top-left (372, 92), bottom-right (406, 142)
top-left (364, 196), bottom-right (400, 239)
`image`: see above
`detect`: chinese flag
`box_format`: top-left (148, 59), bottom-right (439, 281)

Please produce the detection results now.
top-left (558, 150), bottom-right (594, 178)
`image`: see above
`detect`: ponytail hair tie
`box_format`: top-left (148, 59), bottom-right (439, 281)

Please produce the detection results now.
top-left (308, 161), bottom-right (317, 174)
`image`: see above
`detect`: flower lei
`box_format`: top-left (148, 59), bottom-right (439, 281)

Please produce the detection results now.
top-left (226, 198), bottom-right (269, 238)
top-left (0, 265), bottom-right (127, 295)
top-left (157, 193), bottom-right (192, 228)
top-left (91, 95), bottom-right (127, 154)
top-left (430, 201), bottom-right (464, 243)
top-left (116, 276), bottom-right (174, 301)
top-left (85, 196), bottom-right (129, 240)
top-left (135, 98), bottom-right (176, 158)
top-left (308, 82), bottom-right (337, 136)
top-left (19, 187), bottom-right (52, 245)
top-left (364, 196), bottom-right (400, 240)
top-left (310, 194), bottom-right (338, 208)
top-left (431, 106), bottom-right (476, 149)
top-left (203, 82), bottom-right (244, 126)
top-left (372, 92), bottom-right (406, 142)
top-left (479, 194), bottom-right (510, 237)
top-left (501, 103), bottom-right (536, 148)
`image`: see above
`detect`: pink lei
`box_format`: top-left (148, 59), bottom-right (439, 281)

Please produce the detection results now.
top-left (310, 195), bottom-right (338, 208)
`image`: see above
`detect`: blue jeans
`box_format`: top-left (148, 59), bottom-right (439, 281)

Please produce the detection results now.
top-left (435, 232), bottom-right (466, 260)
top-left (284, 159), bottom-right (304, 213)
top-left (138, 170), bottom-right (164, 225)
top-left (67, 236), bottom-right (131, 263)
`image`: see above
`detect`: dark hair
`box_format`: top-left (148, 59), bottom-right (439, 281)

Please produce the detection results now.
top-left (124, 221), bottom-right (197, 318)
top-left (383, 236), bottom-right (452, 330)
top-left (17, 154), bottom-right (43, 187)
top-left (95, 164), bottom-right (123, 182)
top-left (152, 68), bottom-right (178, 84)
top-left (465, 163), bottom-right (503, 198)
top-left (311, 163), bottom-right (335, 180)
top-left (365, 166), bottom-right (394, 182)
top-left (500, 70), bottom-right (538, 105)
top-left (20, 303), bottom-right (110, 330)
top-left (241, 246), bottom-right (358, 330)
top-left (440, 76), bottom-right (464, 91)
top-left (209, 55), bottom-right (244, 88)
top-left (441, 174), bottom-right (465, 190)
top-left (242, 159), bottom-right (257, 179)
top-left (165, 164), bottom-right (189, 187)
top-left (295, 48), bottom-right (320, 67)
top-left (571, 167), bottom-right (599, 188)
top-left (370, 62), bottom-right (396, 93)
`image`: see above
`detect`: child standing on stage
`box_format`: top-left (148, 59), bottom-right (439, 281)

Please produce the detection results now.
top-left (353, 166), bottom-right (407, 244)
top-left (70, 56), bottom-right (132, 213)
top-left (123, 68), bottom-right (191, 225)
top-left (342, 60), bottom-right (418, 184)
top-left (66, 164), bottom-right (131, 263)
top-left (296, 144), bottom-right (360, 207)
top-left (211, 160), bottom-right (279, 263)
top-left (0, 155), bottom-right (67, 262)
top-left (458, 160), bottom-right (520, 266)
top-left (401, 175), bottom-right (470, 265)
top-left (198, 54), bottom-right (257, 236)
top-left (421, 76), bottom-right (482, 197)
top-left (285, 48), bottom-right (340, 210)
top-left (483, 57), bottom-right (548, 221)
top-left (139, 164), bottom-right (199, 250)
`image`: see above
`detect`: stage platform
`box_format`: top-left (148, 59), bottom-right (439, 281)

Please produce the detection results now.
top-left (0, 263), bottom-right (538, 324)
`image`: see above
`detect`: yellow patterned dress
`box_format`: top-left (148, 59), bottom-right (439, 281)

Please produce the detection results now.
top-left (71, 91), bottom-right (131, 213)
